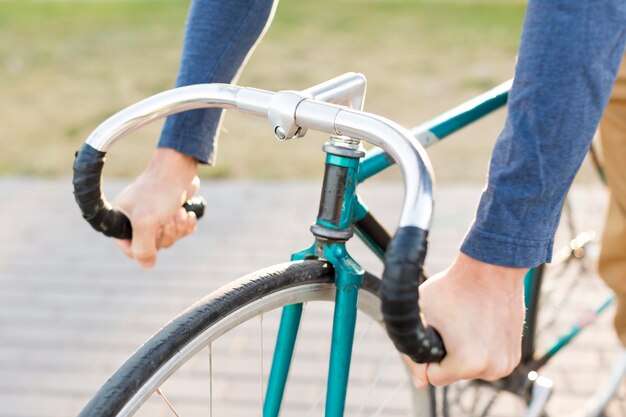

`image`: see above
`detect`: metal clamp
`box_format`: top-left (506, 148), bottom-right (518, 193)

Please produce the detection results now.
top-left (322, 135), bottom-right (366, 159)
top-left (267, 91), bottom-right (310, 141)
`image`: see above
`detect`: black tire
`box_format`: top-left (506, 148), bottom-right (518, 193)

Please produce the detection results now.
top-left (78, 260), bottom-right (434, 417)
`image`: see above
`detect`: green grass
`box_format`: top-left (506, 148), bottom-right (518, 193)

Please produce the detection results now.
top-left (0, 0), bottom-right (527, 180)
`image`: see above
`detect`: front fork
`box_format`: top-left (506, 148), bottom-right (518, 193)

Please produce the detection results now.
top-left (323, 244), bottom-right (364, 417)
top-left (264, 137), bottom-right (365, 417)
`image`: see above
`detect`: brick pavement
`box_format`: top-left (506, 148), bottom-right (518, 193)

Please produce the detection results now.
top-left (0, 177), bottom-right (622, 417)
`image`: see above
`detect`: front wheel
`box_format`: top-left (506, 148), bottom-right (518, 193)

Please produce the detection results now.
top-left (79, 260), bottom-right (434, 417)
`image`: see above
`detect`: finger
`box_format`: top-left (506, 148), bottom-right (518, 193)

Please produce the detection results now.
top-left (403, 354), bottom-right (429, 388)
top-left (114, 239), bottom-right (132, 258)
top-left (158, 217), bottom-right (177, 249)
top-left (187, 210), bottom-right (198, 234)
top-left (175, 208), bottom-right (197, 238)
top-left (426, 361), bottom-right (457, 387)
top-left (175, 208), bottom-right (188, 236)
top-left (130, 211), bottom-right (159, 269)
top-left (187, 175), bottom-right (200, 198)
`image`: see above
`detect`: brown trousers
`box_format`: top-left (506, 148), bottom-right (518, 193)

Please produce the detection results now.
top-left (598, 55), bottom-right (626, 345)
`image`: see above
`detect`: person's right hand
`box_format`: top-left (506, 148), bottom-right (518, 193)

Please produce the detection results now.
top-left (404, 252), bottom-right (527, 387)
top-left (112, 148), bottom-right (200, 269)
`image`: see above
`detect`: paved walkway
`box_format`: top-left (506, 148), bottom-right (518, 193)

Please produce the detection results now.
top-left (0, 178), bottom-right (622, 416)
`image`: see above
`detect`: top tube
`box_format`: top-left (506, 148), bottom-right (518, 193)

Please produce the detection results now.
top-left (412, 78), bottom-right (512, 146)
top-left (358, 79), bottom-right (512, 183)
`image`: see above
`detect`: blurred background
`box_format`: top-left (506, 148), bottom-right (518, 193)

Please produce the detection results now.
top-left (2, 1), bottom-right (621, 417)
top-left (0, 0), bottom-right (528, 181)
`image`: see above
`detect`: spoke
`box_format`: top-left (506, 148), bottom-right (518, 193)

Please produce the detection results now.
top-left (354, 319), bottom-right (374, 347)
top-left (305, 306), bottom-right (370, 417)
top-left (369, 378), bottom-right (408, 417)
top-left (540, 263), bottom-right (586, 334)
top-left (304, 385), bottom-right (326, 417)
top-left (156, 387), bottom-right (181, 417)
top-left (448, 383), bottom-right (501, 417)
top-left (469, 385), bottom-right (481, 414)
top-left (445, 380), bottom-right (467, 411)
top-left (453, 381), bottom-right (471, 404)
top-left (454, 385), bottom-right (482, 417)
top-left (355, 348), bottom-right (395, 417)
top-left (208, 343), bottom-right (213, 417)
top-left (478, 390), bottom-right (499, 417)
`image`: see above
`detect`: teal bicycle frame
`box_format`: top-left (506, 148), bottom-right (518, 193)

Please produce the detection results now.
top-left (262, 78), bottom-right (614, 416)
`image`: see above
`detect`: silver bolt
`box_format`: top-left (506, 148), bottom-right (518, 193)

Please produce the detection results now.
top-left (274, 126), bottom-right (287, 140)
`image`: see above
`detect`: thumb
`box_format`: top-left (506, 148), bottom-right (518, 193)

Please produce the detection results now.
top-left (403, 354), bottom-right (429, 388)
top-left (130, 212), bottom-right (159, 269)
top-left (425, 361), bottom-right (456, 387)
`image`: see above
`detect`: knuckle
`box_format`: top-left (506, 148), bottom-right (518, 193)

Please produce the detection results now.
top-left (165, 216), bottom-right (176, 228)
top-left (458, 353), bottom-right (489, 379)
top-left (462, 364), bottom-right (487, 379)
top-left (159, 240), bottom-right (174, 249)
top-left (163, 223), bottom-right (176, 237)
top-left (481, 360), bottom-right (512, 381)
top-left (156, 236), bottom-right (169, 249)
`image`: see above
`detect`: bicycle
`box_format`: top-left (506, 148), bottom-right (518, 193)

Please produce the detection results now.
top-left (73, 73), bottom-right (625, 417)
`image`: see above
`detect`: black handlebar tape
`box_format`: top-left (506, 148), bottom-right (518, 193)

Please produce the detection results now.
top-left (182, 197), bottom-right (206, 220)
top-left (73, 143), bottom-right (206, 240)
top-left (381, 226), bottom-right (446, 363)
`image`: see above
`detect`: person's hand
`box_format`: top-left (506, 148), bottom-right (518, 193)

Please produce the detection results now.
top-left (405, 253), bottom-right (527, 387)
top-left (112, 148), bottom-right (200, 269)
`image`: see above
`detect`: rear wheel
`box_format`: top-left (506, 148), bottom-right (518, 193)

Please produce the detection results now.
top-left (78, 260), bottom-right (434, 417)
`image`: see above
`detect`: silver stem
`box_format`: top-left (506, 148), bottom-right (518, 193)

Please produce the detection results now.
top-left (303, 72), bottom-right (367, 111)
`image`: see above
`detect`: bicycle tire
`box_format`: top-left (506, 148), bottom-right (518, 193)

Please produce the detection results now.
top-left (78, 260), bottom-right (434, 417)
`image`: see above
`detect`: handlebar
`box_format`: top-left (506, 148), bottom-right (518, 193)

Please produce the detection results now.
top-left (72, 72), bottom-right (445, 363)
